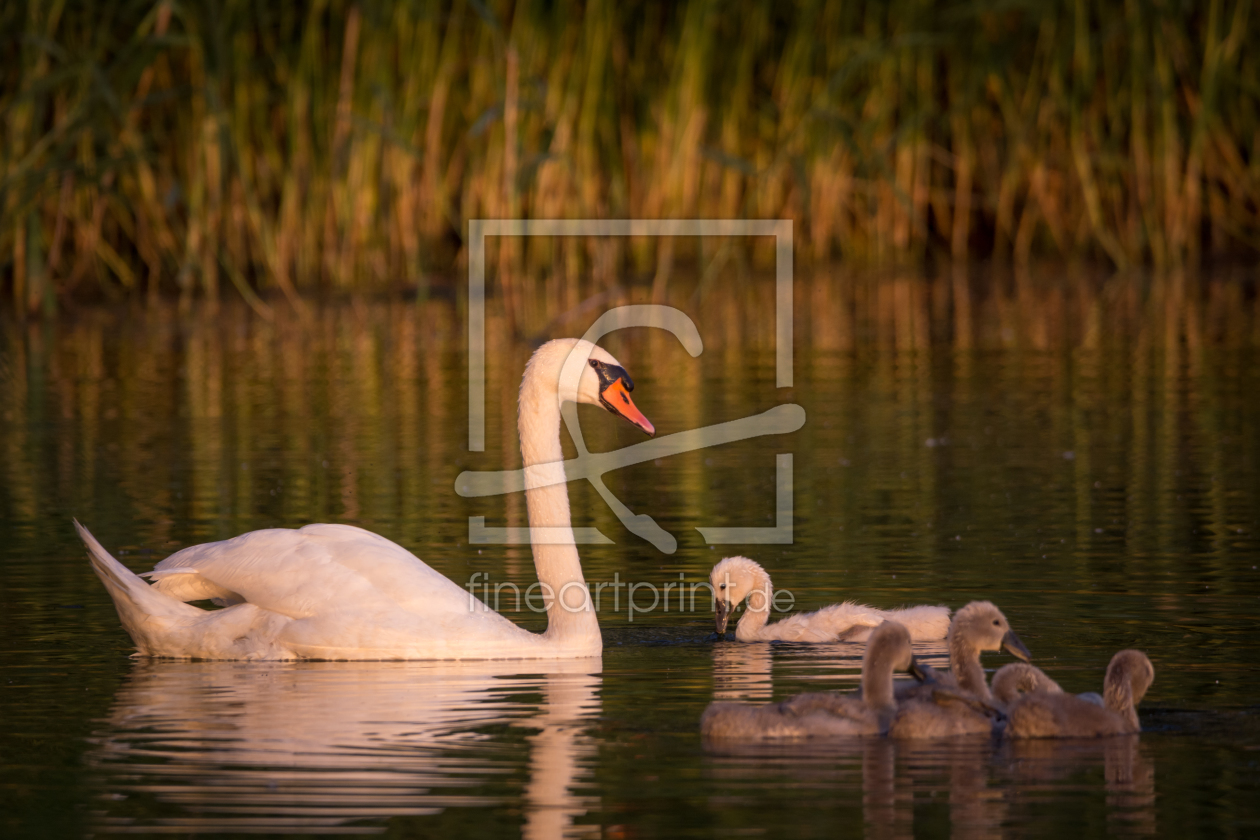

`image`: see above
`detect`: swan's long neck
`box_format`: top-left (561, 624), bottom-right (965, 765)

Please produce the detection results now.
top-left (860, 643), bottom-right (897, 712)
top-left (519, 357), bottom-right (599, 650)
top-left (949, 633), bottom-right (991, 700)
top-left (734, 572), bottom-right (774, 641)
top-left (1103, 676), bottom-right (1137, 726)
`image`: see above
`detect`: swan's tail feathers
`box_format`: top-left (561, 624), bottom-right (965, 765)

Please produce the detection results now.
top-left (75, 520), bottom-right (202, 652)
top-left (887, 604), bottom-right (953, 641)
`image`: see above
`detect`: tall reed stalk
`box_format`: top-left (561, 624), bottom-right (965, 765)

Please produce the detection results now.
top-left (2, 0), bottom-right (1258, 316)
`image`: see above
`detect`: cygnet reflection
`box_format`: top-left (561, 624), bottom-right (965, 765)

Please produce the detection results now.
top-left (1002, 736), bottom-right (1157, 836)
top-left (703, 730), bottom-right (1156, 838)
top-left (709, 638), bottom-right (950, 704)
top-left (710, 642), bottom-right (775, 701)
top-left (86, 658), bottom-right (602, 837)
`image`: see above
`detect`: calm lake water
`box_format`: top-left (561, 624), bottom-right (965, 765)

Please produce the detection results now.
top-left (2, 271), bottom-right (1259, 837)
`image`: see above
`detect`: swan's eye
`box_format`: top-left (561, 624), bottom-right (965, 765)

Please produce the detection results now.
top-left (992, 620), bottom-right (1000, 626)
top-left (719, 584), bottom-right (726, 589)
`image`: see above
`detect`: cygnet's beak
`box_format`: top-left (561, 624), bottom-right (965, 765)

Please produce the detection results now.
top-left (600, 378), bottom-right (655, 436)
top-left (908, 657), bottom-right (934, 684)
top-left (1002, 629), bottom-right (1031, 662)
top-left (714, 598), bottom-right (731, 635)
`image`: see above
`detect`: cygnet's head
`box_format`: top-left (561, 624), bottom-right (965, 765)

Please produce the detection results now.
top-left (990, 663), bottom-right (1064, 705)
top-left (1104, 649), bottom-right (1155, 709)
top-left (948, 601), bottom-right (1031, 661)
top-left (709, 556), bottom-right (772, 635)
top-left (528, 339), bottom-right (654, 435)
top-left (865, 620), bottom-right (921, 678)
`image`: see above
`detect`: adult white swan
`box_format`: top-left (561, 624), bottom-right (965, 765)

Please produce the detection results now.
top-left (77, 338), bottom-right (654, 660)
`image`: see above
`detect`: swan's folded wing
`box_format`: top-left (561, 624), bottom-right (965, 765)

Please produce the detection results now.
top-left (811, 601), bottom-right (887, 640)
top-left (754, 602), bottom-right (882, 642)
top-left (776, 691), bottom-right (867, 721)
top-left (883, 604), bottom-right (952, 640)
top-left (1008, 693), bottom-right (1134, 738)
top-left (144, 568), bottom-right (244, 605)
top-left (757, 614), bottom-right (826, 642)
top-left (926, 687), bottom-right (1005, 720)
top-left (703, 696), bottom-right (876, 740)
top-left (150, 524), bottom-right (494, 622)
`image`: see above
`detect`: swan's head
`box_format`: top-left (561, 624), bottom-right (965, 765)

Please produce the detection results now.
top-left (529, 338), bottom-right (655, 435)
top-left (866, 620), bottom-right (921, 677)
top-left (524, 337), bottom-right (655, 438)
top-left (948, 601), bottom-right (1031, 661)
top-left (710, 556), bottom-right (772, 635)
top-left (1104, 649), bottom-right (1154, 709)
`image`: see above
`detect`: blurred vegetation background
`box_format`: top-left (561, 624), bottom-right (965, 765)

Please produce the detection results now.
top-left (2, 0), bottom-right (1258, 318)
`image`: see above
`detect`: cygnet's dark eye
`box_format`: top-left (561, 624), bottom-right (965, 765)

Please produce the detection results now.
top-left (719, 584), bottom-right (727, 590)
top-left (992, 619), bottom-right (1001, 626)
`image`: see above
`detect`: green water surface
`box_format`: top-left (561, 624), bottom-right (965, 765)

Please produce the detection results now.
top-left (2, 289), bottom-right (1258, 837)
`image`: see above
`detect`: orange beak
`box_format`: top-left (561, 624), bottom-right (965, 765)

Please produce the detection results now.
top-left (601, 379), bottom-right (655, 436)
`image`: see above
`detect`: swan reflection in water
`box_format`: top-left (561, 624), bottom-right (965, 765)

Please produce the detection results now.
top-left (86, 659), bottom-right (602, 836)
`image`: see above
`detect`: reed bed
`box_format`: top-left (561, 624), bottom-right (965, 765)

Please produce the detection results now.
top-left (2, 0), bottom-right (1259, 317)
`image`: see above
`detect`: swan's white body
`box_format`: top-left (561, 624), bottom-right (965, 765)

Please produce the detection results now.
top-left (709, 556), bottom-right (951, 643)
top-left (79, 339), bottom-right (653, 661)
